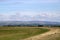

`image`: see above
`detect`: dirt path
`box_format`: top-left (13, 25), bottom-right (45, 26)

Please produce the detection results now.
top-left (23, 27), bottom-right (60, 40)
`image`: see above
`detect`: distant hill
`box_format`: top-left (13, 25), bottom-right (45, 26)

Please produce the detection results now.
top-left (0, 21), bottom-right (60, 26)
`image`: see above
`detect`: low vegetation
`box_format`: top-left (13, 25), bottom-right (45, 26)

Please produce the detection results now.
top-left (42, 33), bottom-right (60, 40)
top-left (0, 27), bottom-right (49, 40)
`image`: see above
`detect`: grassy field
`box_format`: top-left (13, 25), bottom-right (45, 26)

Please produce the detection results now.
top-left (0, 27), bottom-right (49, 40)
top-left (42, 32), bottom-right (60, 40)
top-left (48, 33), bottom-right (60, 40)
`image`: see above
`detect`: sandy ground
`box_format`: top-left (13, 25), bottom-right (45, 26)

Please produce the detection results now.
top-left (23, 27), bottom-right (60, 40)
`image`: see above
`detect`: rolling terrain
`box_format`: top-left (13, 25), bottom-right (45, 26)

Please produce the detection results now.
top-left (23, 27), bottom-right (60, 40)
top-left (0, 27), bottom-right (49, 40)
top-left (0, 21), bottom-right (60, 26)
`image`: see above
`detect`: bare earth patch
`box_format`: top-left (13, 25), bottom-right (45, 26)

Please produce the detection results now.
top-left (23, 27), bottom-right (60, 40)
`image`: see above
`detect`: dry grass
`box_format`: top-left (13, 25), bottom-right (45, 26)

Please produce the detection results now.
top-left (23, 27), bottom-right (60, 40)
top-left (0, 27), bottom-right (49, 40)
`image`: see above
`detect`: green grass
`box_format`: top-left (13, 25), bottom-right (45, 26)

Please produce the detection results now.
top-left (0, 27), bottom-right (49, 40)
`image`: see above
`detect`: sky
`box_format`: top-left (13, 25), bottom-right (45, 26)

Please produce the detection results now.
top-left (0, 0), bottom-right (60, 22)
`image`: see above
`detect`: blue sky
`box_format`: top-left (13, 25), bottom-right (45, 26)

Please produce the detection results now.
top-left (0, 0), bottom-right (60, 22)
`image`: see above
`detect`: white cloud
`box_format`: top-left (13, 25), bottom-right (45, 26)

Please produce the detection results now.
top-left (0, 11), bottom-right (60, 22)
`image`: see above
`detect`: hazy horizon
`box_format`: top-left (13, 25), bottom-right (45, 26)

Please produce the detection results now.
top-left (0, 0), bottom-right (60, 22)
